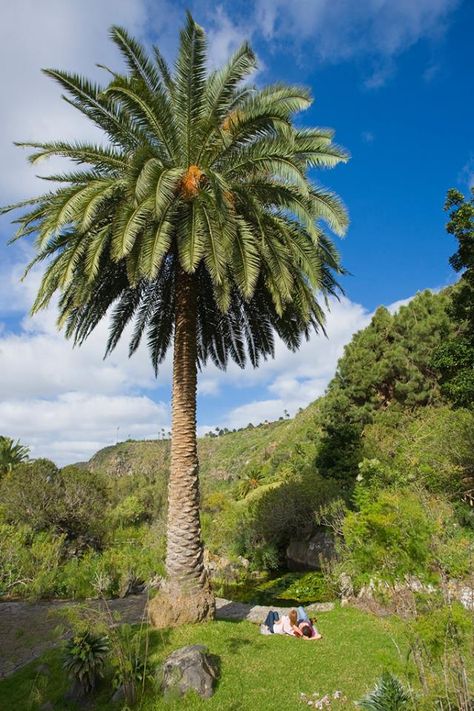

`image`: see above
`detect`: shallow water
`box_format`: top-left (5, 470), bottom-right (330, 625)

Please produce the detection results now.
top-left (214, 571), bottom-right (333, 607)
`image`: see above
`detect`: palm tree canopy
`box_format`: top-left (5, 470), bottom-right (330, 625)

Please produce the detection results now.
top-left (0, 436), bottom-right (30, 475)
top-left (3, 13), bottom-right (349, 372)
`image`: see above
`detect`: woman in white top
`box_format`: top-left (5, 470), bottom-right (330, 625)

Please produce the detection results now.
top-left (267, 609), bottom-right (302, 636)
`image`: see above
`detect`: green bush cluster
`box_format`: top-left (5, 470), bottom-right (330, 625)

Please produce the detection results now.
top-left (0, 459), bottom-right (166, 600)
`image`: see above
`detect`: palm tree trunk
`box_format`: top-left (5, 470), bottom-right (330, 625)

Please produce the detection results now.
top-left (149, 266), bottom-right (214, 628)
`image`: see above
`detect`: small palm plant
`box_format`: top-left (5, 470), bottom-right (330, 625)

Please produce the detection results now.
top-left (237, 467), bottom-right (266, 498)
top-left (63, 631), bottom-right (110, 695)
top-left (357, 672), bottom-right (411, 710)
top-left (0, 436), bottom-right (30, 476)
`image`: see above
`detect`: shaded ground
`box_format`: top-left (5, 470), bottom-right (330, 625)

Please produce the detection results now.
top-left (0, 595), bottom-right (333, 678)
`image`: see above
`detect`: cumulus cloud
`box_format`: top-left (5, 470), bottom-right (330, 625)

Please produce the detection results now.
top-left (254, 0), bottom-right (459, 85)
top-left (0, 392), bottom-right (169, 464)
top-left (0, 256), bottom-right (372, 464)
top-left (204, 6), bottom-right (252, 68)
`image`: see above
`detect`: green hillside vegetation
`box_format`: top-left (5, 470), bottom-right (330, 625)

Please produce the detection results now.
top-left (2, 287), bottom-right (473, 604)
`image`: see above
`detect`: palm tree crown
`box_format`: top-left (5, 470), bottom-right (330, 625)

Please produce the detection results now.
top-left (0, 436), bottom-right (30, 476)
top-left (3, 13), bottom-right (348, 368)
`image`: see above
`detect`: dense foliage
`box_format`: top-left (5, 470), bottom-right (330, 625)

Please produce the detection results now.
top-left (1, 286), bottom-right (473, 600)
top-left (432, 188), bottom-right (474, 407)
top-left (0, 459), bottom-right (165, 598)
top-left (317, 289), bottom-right (455, 483)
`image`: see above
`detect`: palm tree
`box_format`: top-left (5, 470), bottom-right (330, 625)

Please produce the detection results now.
top-left (2, 13), bottom-right (348, 626)
top-left (237, 467), bottom-right (266, 499)
top-left (0, 436), bottom-right (30, 476)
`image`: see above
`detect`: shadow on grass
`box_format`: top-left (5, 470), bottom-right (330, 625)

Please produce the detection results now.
top-left (224, 637), bottom-right (252, 655)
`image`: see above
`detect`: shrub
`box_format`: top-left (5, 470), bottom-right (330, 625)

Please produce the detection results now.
top-left (0, 462), bottom-right (108, 546)
top-left (63, 631), bottom-right (110, 694)
top-left (0, 523), bottom-right (65, 598)
top-left (362, 406), bottom-right (474, 499)
top-left (405, 601), bottom-right (474, 709)
top-left (233, 468), bottom-right (340, 567)
top-left (109, 494), bottom-right (149, 528)
top-left (342, 489), bottom-right (435, 583)
top-left (357, 672), bottom-right (411, 710)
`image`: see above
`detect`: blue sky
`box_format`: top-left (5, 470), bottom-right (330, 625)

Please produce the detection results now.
top-left (0, 0), bottom-right (472, 463)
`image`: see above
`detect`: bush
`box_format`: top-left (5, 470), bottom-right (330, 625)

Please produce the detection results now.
top-left (342, 489), bottom-right (435, 583)
top-left (363, 407), bottom-right (474, 498)
top-left (59, 526), bottom-right (165, 599)
top-left (0, 523), bottom-right (65, 598)
top-left (339, 485), bottom-right (474, 588)
top-left (63, 631), bottom-right (110, 695)
top-left (0, 462), bottom-right (108, 547)
top-left (357, 672), bottom-right (411, 710)
top-left (233, 468), bottom-right (340, 568)
top-left (405, 601), bottom-right (474, 709)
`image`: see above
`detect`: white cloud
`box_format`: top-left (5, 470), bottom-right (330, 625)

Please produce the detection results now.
top-left (0, 392), bottom-right (168, 465)
top-left (361, 131), bottom-right (375, 144)
top-left (0, 0), bottom-right (176, 203)
top-left (386, 295), bottom-right (414, 314)
top-left (254, 0), bottom-right (459, 85)
top-left (205, 6), bottom-right (251, 68)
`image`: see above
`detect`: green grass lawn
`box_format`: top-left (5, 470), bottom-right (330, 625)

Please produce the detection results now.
top-left (0, 606), bottom-right (407, 711)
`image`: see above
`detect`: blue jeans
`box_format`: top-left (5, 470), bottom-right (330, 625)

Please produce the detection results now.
top-left (297, 606), bottom-right (309, 623)
top-left (264, 610), bottom-right (280, 633)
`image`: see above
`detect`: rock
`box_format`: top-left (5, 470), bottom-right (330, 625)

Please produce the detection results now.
top-left (204, 551), bottom-right (250, 583)
top-left (446, 579), bottom-right (474, 610)
top-left (215, 597), bottom-right (334, 622)
top-left (160, 645), bottom-right (218, 699)
top-left (339, 573), bottom-right (354, 601)
top-left (286, 530), bottom-right (336, 571)
top-left (111, 685), bottom-right (126, 703)
top-left (237, 556), bottom-right (250, 570)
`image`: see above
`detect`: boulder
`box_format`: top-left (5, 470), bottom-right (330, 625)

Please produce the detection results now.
top-left (160, 645), bottom-right (218, 699)
top-left (339, 573), bottom-right (354, 602)
top-left (446, 580), bottom-right (474, 611)
top-left (286, 530), bottom-right (335, 571)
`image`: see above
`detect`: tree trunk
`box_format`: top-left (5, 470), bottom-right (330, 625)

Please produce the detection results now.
top-left (148, 267), bottom-right (215, 628)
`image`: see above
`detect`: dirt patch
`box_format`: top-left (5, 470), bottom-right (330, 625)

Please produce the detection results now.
top-left (0, 595), bottom-right (147, 679)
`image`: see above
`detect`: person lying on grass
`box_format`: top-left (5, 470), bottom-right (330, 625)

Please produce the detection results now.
top-left (262, 607), bottom-right (322, 639)
top-left (297, 605), bottom-right (322, 640)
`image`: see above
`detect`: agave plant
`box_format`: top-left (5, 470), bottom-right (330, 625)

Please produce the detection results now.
top-left (2, 13), bottom-right (348, 625)
top-left (63, 631), bottom-right (110, 695)
top-left (357, 672), bottom-right (411, 710)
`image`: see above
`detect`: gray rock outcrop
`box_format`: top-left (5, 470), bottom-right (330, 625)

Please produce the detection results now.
top-left (286, 530), bottom-right (335, 571)
top-left (160, 645), bottom-right (218, 699)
